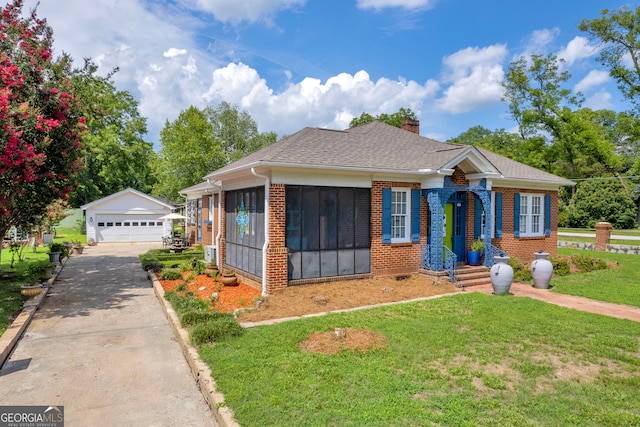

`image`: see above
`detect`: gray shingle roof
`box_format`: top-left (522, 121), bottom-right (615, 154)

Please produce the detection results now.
top-left (204, 121), bottom-right (573, 185)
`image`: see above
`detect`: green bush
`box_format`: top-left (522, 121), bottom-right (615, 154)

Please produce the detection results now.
top-left (509, 256), bottom-right (532, 282)
top-left (161, 269), bottom-right (183, 280)
top-left (190, 315), bottom-right (244, 345)
top-left (180, 310), bottom-right (227, 327)
top-left (164, 290), bottom-right (209, 315)
top-left (550, 257), bottom-right (570, 276)
top-left (571, 254), bottom-right (609, 273)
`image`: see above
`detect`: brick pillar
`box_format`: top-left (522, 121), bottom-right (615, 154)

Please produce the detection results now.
top-left (266, 184), bottom-right (288, 293)
top-left (595, 222), bottom-right (612, 252)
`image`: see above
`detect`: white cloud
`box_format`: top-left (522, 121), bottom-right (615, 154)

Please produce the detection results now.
top-left (164, 48), bottom-right (188, 58)
top-left (356, 0), bottom-right (432, 10)
top-left (180, 0), bottom-right (306, 24)
top-left (574, 70), bottom-right (610, 93)
top-left (436, 45), bottom-right (507, 113)
top-left (522, 28), bottom-right (560, 56)
top-left (583, 91), bottom-right (614, 110)
top-left (204, 63), bottom-right (439, 132)
top-left (557, 36), bottom-right (598, 66)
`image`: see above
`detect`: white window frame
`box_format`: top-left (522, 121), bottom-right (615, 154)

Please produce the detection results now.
top-left (519, 193), bottom-right (544, 237)
top-left (391, 188), bottom-right (411, 243)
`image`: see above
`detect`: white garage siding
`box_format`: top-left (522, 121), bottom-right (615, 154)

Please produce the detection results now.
top-left (95, 215), bottom-right (166, 243)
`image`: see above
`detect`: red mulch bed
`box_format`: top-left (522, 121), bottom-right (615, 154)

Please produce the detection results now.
top-left (158, 272), bottom-right (261, 313)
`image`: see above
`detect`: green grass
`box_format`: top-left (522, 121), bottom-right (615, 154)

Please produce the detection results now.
top-left (552, 248), bottom-right (640, 307)
top-left (201, 293), bottom-right (640, 426)
top-left (0, 245), bottom-right (51, 335)
top-left (52, 227), bottom-right (85, 244)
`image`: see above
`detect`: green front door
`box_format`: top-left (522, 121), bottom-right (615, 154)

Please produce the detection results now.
top-left (444, 203), bottom-right (453, 250)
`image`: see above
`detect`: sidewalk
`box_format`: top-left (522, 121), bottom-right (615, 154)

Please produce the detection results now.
top-left (467, 282), bottom-right (640, 322)
top-left (0, 243), bottom-right (216, 426)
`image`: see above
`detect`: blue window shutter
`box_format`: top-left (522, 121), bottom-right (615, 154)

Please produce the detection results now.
top-left (545, 194), bottom-right (551, 237)
top-left (382, 188), bottom-right (391, 244)
top-left (474, 196), bottom-right (482, 239)
top-left (411, 189), bottom-right (420, 243)
top-left (495, 192), bottom-right (503, 238)
top-left (514, 193), bottom-right (520, 238)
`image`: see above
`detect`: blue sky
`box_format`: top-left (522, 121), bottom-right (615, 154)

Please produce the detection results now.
top-left (25, 0), bottom-right (634, 148)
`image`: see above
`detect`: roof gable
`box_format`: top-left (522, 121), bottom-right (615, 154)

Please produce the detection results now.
top-left (81, 188), bottom-right (175, 211)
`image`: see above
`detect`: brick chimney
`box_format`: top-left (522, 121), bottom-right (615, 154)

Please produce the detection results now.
top-left (402, 119), bottom-right (420, 134)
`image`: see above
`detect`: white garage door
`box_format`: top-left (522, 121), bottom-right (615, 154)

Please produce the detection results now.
top-left (95, 215), bottom-right (165, 242)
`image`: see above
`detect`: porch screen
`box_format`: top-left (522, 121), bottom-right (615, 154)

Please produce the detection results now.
top-left (286, 186), bottom-right (371, 280)
top-left (225, 187), bottom-right (265, 277)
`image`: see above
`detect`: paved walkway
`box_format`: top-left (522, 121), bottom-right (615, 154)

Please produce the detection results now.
top-left (0, 243), bottom-right (216, 426)
top-left (468, 282), bottom-right (640, 322)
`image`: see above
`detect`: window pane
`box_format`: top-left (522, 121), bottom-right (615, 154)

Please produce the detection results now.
top-left (301, 187), bottom-right (320, 251)
top-left (319, 188), bottom-right (337, 250)
top-left (354, 188), bottom-right (370, 248)
top-left (337, 188), bottom-right (354, 249)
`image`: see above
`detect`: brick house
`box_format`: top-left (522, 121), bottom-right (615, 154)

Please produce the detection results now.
top-left (181, 121), bottom-right (573, 295)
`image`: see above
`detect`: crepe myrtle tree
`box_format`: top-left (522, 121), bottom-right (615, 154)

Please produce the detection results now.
top-left (0, 0), bottom-right (86, 269)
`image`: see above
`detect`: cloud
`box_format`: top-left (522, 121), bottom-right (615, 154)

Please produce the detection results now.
top-left (522, 28), bottom-right (560, 56)
top-left (557, 36), bottom-right (598, 65)
top-left (203, 63), bottom-right (439, 133)
top-left (164, 48), bottom-right (188, 58)
top-left (583, 91), bottom-right (614, 110)
top-left (356, 0), bottom-right (433, 10)
top-left (180, 0), bottom-right (306, 24)
top-left (436, 45), bottom-right (507, 113)
top-left (574, 70), bottom-right (610, 93)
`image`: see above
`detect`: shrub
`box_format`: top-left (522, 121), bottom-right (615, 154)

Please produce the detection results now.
top-left (180, 310), bottom-right (213, 327)
top-left (184, 272), bottom-right (196, 282)
top-left (509, 257), bottom-right (532, 282)
top-left (571, 254), bottom-right (597, 272)
top-left (190, 315), bottom-right (244, 345)
top-left (161, 269), bottom-right (183, 280)
top-left (193, 260), bottom-right (206, 275)
top-left (571, 254), bottom-right (608, 273)
top-left (164, 290), bottom-right (209, 314)
top-left (550, 257), bottom-right (570, 276)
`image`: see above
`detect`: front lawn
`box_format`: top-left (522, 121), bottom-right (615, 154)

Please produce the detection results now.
top-left (201, 293), bottom-right (640, 426)
top-left (0, 245), bottom-right (51, 335)
top-left (553, 248), bottom-right (640, 307)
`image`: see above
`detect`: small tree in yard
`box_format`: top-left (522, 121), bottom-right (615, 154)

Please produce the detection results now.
top-left (0, 0), bottom-right (86, 270)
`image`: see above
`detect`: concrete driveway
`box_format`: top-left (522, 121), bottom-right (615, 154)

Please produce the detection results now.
top-left (0, 243), bottom-right (216, 426)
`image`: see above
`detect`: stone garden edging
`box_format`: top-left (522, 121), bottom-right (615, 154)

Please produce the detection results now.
top-left (148, 271), bottom-right (240, 427)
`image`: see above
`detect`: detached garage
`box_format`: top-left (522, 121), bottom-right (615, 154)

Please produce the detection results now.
top-left (82, 188), bottom-right (175, 243)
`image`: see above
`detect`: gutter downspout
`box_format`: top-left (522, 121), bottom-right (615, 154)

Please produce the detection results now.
top-left (251, 168), bottom-right (269, 297)
top-left (207, 179), bottom-right (223, 268)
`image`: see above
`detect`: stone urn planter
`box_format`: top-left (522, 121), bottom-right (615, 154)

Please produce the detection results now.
top-left (221, 271), bottom-right (238, 286)
top-left (48, 251), bottom-right (61, 264)
top-left (490, 255), bottom-right (514, 295)
top-left (73, 245), bottom-right (84, 255)
top-left (21, 284), bottom-right (43, 299)
top-left (531, 251), bottom-right (553, 289)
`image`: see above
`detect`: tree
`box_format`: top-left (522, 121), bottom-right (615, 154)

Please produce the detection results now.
top-left (502, 54), bottom-right (622, 179)
top-left (567, 179), bottom-right (637, 229)
top-left (153, 106), bottom-right (221, 200)
top-left (448, 126), bottom-right (549, 170)
top-left (349, 107), bottom-right (418, 128)
top-left (68, 60), bottom-right (157, 206)
top-left (579, 6), bottom-right (640, 114)
top-left (154, 103), bottom-right (276, 201)
top-left (206, 101), bottom-right (276, 163)
top-left (0, 0), bottom-right (85, 268)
